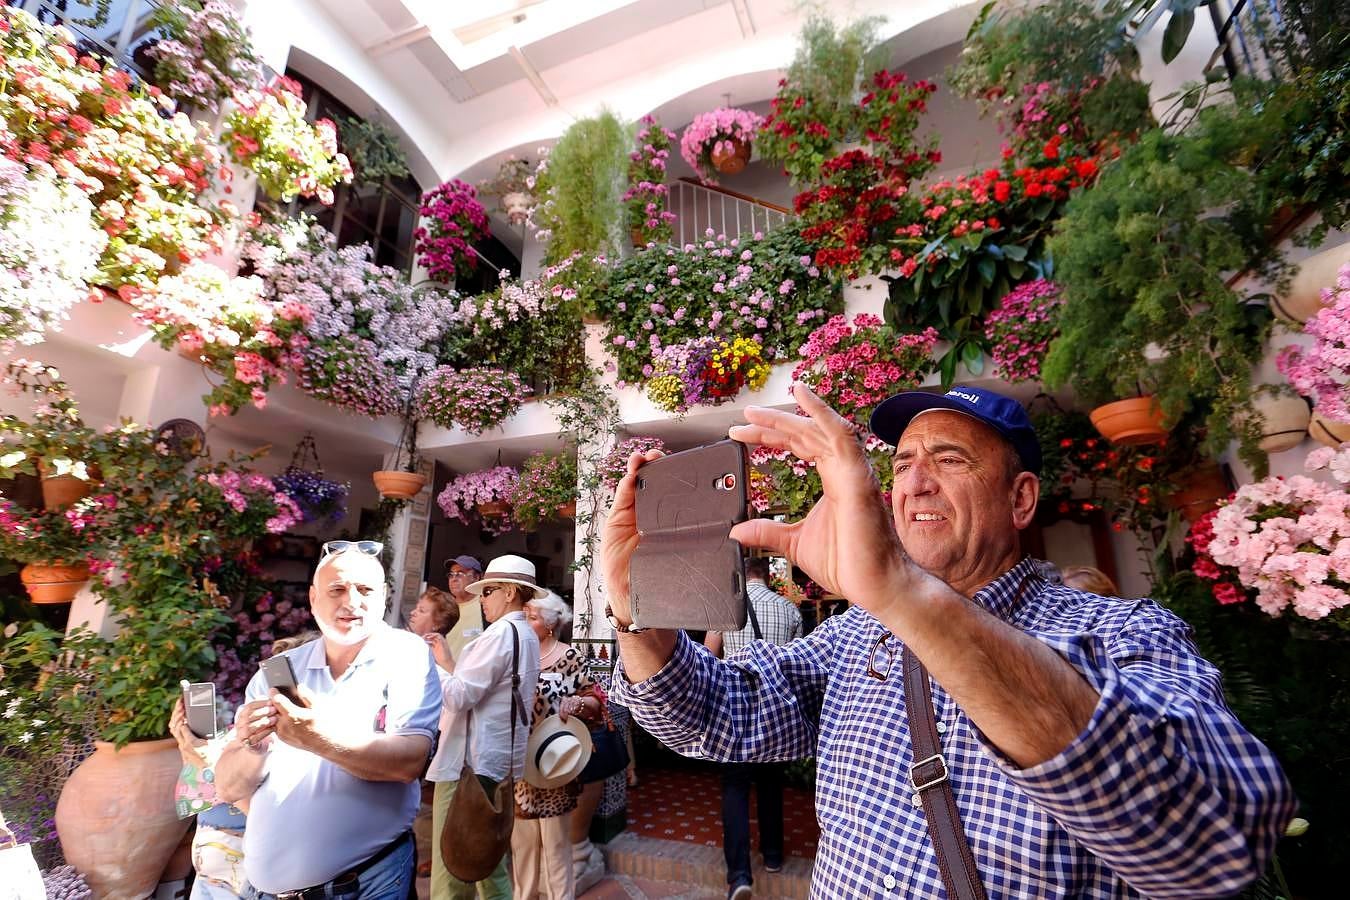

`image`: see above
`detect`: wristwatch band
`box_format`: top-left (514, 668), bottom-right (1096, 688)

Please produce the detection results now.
top-left (606, 605), bottom-right (647, 634)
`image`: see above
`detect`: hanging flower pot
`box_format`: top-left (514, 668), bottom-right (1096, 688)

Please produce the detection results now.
top-left (502, 191), bottom-right (532, 225)
top-left (557, 500), bottom-right (577, 519)
top-left (476, 500), bottom-right (510, 519)
top-left (1273, 241), bottom-right (1350, 326)
top-left (1165, 464), bottom-right (1232, 523)
top-left (372, 470), bottom-right (427, 500)
top-left (20, 561), bottom-right (91, 604)
top-left (1089, 397), bottom-right (1168, 445)
top-left (56, 738), bottom-right (191, 900)
top-left (1309, 412), bottom-right (1350, 448)
top-left (1252, 393), bottom-right (1311, 453)
top-left (37, 459), bottom-right (99, 511)
top-left (711, 138), bottom-right (751, 175)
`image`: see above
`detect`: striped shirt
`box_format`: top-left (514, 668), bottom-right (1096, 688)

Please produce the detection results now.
top-left (722, 580), bottom-right (803, 657)
top-left (612, 557), bottom-right (1294, 898)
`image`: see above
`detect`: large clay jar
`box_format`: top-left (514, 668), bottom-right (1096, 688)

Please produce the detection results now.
top-left (56, 739), bottom-right (190, 900)
top-left (1309, 412), bottom-right (1350, 448)
top-left (1252, 392), bottom-right (1311, 453)
top-left (1166, 464), bottom-right (1233, 523)
top-left (1273, 241), bottom-right (1350, 326)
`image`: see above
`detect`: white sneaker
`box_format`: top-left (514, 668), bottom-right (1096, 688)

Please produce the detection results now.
top-left (575, 846), bottom-right (606, 894)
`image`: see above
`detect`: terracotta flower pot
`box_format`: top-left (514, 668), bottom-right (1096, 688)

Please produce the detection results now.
top-left (20, 562), bottom-right (91, 604)
top-left (1273, 241), bottom-right (1350, 326)
top-left (502, 191), bottom-right (531, 225)
top-left (1309, 412), bottom-right (1350, 448)
top-left (630, 226), bottom-right (647, 247)
top-left (1089, 397), bottom-right (1168, 446)
top-left (41, 474), bottom-right (92, 511)
top-left (476, 500), bottom-right (510, 519)
top-left (557, 500), bottom-right (577, 519)
top-left (711, 138), bottom-right (751, 175)
top-left (1166, 465), bottom-right (1232, 523)
top-left (1253, 393), bottom-right (1311, 453)
top-left (56, 738), bottom-right (191, 900)
top-left (372, 470), bottom-right (426, 499)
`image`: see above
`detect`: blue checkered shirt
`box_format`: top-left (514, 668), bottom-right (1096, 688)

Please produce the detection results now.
top-left (612, 558), bottom-right (1294, 898)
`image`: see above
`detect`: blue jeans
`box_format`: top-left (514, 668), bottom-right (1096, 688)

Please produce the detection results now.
top-left (247, 834), bottom-right (414, 900)
top-left (721, 762), bottom-right (785, 886)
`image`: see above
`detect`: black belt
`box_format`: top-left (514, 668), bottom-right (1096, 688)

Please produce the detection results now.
top-left (274, 831), bottom-right (411, 900)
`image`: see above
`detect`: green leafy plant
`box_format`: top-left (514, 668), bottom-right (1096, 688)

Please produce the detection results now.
top-left (532, 111), bottom-right (630, 262)
top-left (758, 14), bottom-right (886, 185)
top-left (338, 116), bottom-right (411, 186)
top-left (510, 451), bottom-right (579, 531)
top-left (1042, 106), bottom-right (1294, 473)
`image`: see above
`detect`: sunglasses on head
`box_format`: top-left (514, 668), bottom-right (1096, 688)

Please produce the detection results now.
top-left (320, 540), bottom-right (384, 560)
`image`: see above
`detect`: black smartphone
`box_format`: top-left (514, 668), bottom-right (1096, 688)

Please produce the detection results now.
top-left (259, 654), bottom-right (303, 706)
top-left (629, 439), bottom-right (749, 632)
top-left (180, 680), bottom-right (217, 739)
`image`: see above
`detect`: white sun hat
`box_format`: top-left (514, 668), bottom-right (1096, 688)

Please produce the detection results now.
top-left (524, 714), bottom-right (593, 789)
top-left (466, 554), bottom-right (549, 600)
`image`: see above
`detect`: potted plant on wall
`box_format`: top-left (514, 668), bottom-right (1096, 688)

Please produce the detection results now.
top-left (680, 107), bottom-right (764, 183)
top-left (0, 496), bottom-right (98, 604)
top-left (626, 115), bottom-right (677, 246)
top-left (479, 155), bottom-right (535, 225)
top-left (0, 361), bottom-right (107, 511)
top-left (413, 365), bottom-right (532, 435)
top-left (436, 465), bottom-right (520, 536)
top-left (338, 116), bottom-right (412, 187)
top-left (510, 451), bottom-right (579, 530)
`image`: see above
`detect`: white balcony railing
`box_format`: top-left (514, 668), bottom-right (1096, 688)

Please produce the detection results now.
top-left (669, 178), bottom-right (791, 246)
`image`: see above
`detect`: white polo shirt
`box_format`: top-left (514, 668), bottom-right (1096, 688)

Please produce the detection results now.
top-left (240, 625), bottom-right (441, 894)
top-left (425, 611), bottom-right (540, 783)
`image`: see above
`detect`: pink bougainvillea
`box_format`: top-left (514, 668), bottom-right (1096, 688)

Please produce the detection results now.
top-left (415, 179), bottom-right (489, 284)
top-left (985, 279), bottom-right (1063, 383)
top-left (1277, 261), bottom-right (1350, 423)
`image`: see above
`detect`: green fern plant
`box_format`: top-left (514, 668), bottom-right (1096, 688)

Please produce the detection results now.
top-left (533, 110), bottom-right (629, 262)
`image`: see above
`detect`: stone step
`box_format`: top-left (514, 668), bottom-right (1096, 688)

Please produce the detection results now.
top-left (601, 833), bottom-right (812, 900)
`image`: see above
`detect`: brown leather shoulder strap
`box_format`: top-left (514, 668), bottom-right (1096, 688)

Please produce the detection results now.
top-left (903, 646), bottom-right (988, 900)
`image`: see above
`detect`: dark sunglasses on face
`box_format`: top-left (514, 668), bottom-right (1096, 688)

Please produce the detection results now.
top-left (320, 540), bottom-right (384, 560)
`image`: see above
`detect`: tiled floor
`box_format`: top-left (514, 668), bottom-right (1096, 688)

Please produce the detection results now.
top-left (624, 766), bottom-right (819, 858)
top-left (579, 874), bottom-right (723, 898)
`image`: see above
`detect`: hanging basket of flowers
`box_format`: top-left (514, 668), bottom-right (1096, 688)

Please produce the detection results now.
top-left (680, 108), bottom-right (764, 183)
top-left (510, 452), bottom-right (579, 531)
top-left (437, 466), bottom-right (520, 536)
top-left (273, 433), bottom-right (349, 524)
top-left (478, 156), bottom-right (535, 226)
top-left (414, 366), bottom-right (533, 435)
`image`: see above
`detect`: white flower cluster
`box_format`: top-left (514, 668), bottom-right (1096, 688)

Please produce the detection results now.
top-left (0, 159), bottom-right (106, 351)
top-left (246, 223), bottom-right (473, 393)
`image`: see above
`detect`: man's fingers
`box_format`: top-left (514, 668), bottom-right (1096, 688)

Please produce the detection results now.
top-left (729, 518), bottom-right (796, 558)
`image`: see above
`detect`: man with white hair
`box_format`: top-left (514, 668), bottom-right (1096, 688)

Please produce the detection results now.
top-left (217, 540), bottom-right (442, 900)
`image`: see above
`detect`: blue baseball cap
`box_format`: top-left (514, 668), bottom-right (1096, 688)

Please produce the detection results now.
top-left (868, 386), bottom-right (1042, 475)
top-left (445, 554), bottom-right (483, 574)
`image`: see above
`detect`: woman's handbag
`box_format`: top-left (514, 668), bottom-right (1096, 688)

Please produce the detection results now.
top-left (440, 621), bottom-right (525, 883)
top-left (0, 809), bottom-right (46, 900)
top-left (578, 720), bottom-right (630, 784)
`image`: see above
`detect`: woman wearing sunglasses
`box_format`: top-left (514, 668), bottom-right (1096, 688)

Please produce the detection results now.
top-left (424, 555), bottom-right (544, 899)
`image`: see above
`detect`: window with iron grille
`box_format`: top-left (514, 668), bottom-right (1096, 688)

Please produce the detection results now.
top-left (5, 0), bottom-right (168, 80)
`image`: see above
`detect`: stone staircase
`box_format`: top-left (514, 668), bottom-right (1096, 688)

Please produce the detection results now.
top-left (602, 833), bottom-right (812, 899)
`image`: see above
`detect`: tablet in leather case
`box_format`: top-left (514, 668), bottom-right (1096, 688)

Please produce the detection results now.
top-left (630, 439), bottom-right (749, 632)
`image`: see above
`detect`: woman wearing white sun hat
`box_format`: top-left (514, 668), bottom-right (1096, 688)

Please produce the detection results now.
top-left (510, 591), bottom-right (603, 899)
top-left (425, 555), bottom-right (544, 900)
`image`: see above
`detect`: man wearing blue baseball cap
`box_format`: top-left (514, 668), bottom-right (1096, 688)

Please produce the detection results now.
top-left (602, 382), bottom-right (1293, 900)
